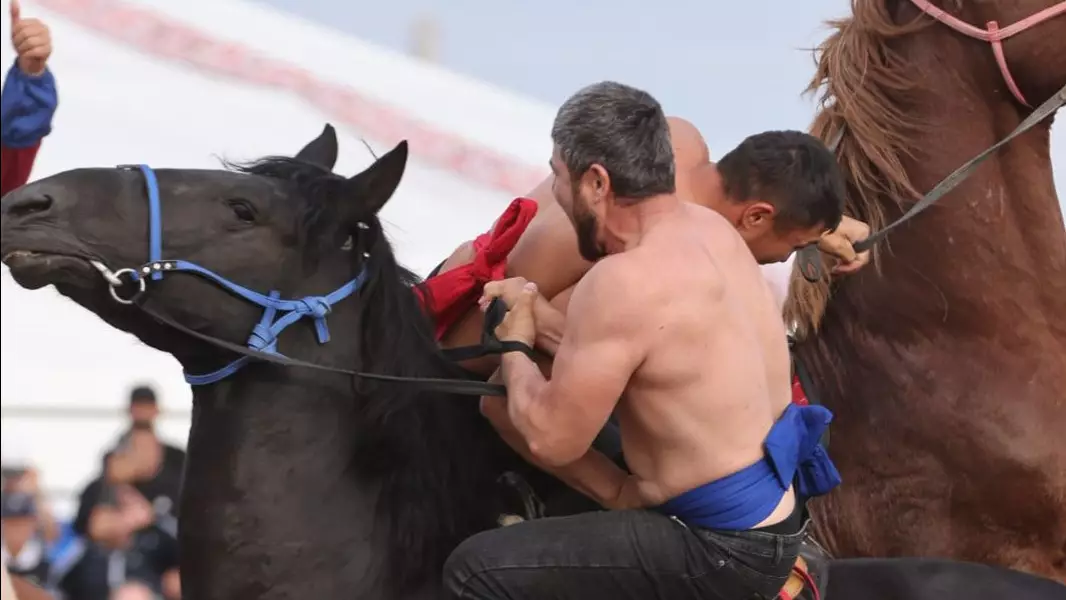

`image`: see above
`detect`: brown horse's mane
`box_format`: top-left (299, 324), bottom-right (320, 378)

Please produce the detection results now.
top-left (784, 0), bottom-right (942, 337)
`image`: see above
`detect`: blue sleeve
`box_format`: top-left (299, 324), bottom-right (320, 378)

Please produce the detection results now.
top-left (1, 60), bottom-right (58, 149)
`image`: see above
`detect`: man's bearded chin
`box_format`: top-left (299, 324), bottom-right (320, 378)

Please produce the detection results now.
top-left (575, 211), bottom-right (606, 261)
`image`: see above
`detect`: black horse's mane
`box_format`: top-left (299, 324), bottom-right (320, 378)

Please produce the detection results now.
top-left (226, 155), bottom-right (514, 591)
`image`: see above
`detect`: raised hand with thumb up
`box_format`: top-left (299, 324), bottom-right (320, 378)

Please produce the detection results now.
top-left (10, 0), bottom-right (52, 76)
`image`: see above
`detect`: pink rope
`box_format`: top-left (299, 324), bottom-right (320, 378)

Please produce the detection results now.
top-left (909, 0), bottom-right (1066, 107)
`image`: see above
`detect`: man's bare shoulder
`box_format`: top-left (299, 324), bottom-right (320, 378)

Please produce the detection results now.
top-left (682, 200), bottom-right (734, 225)
top-left (523, 174), bottom-right (557, 208)
top-left (569, 254), bottom-right (659, 320)
top-left (680, 203), bottom-right (748, 249)
top-left (569, 245), bottom-right (706, 326)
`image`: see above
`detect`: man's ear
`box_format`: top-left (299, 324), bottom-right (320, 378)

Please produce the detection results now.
top-left (586, 164), bottom-right (610, 195)
top-left (740, 201), bottom-right (776, 232)
top-left (583, 164), bottom-right (610, 208)
top-left (344, 140), bottom-right (408, 217)
top-left (295, 124), bottom-right (339, 170)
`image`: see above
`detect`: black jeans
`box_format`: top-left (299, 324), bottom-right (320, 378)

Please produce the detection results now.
top-left (442, 508), bottom-right (808, 600)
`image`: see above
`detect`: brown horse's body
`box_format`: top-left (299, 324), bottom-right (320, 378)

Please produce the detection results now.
top-left (786, 0), bottom-right (1066, 580)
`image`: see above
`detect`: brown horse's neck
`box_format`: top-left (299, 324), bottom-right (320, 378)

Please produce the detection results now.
top-left (806, 22), bottom-right (1066, 574)
top-left (842, 26), bottom-right (1064, 341)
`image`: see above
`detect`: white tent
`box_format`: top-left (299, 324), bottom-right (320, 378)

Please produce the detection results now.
top-left (1, 0), bottom-right (557, 517)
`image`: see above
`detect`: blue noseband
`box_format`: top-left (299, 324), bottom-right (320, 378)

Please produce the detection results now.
top-left (104, 164), bottom-right (368, 386)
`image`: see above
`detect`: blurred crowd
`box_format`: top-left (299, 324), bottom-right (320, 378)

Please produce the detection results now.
top-left (2, 4), bottom-right (187, 599)
top-left (2, 386), bottom-right (186, 600)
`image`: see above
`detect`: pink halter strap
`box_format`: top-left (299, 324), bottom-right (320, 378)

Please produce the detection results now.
top-left (909, 0), bottom-right (1066, 107)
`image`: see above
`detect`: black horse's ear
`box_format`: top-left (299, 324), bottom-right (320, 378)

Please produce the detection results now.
top-left (344, 140), bottom-right (408, 217)
top-left (295, 124), bottom-right (339, 170)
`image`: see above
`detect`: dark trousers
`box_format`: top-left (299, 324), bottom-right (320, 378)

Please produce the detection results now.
top-left (443, 508), bottom-right (808, 600)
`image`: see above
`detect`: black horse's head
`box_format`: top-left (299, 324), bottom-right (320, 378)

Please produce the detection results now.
top-left (0, 125), bottom-right (409, 363)
top-left (1, 126), bottom-right (536, 592)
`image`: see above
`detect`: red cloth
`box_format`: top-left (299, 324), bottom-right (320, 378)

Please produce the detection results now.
top-left (0, 143), bottom-right (41, 197)
top-left (791, 374), bottom-right (809, 406)
top-left (415, 197), bottom-right (538, 340)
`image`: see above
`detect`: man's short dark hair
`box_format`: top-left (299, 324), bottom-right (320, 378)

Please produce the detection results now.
top-left (550, 81), bottom-right (675, 203)
top-left (129, 385), bottom-right (157, 404)
top-left (716, 130), bottom-right (845, 230)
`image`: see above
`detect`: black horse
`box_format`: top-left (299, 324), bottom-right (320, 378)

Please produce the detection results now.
top-left (1, 126), bottom-right (1061, 600)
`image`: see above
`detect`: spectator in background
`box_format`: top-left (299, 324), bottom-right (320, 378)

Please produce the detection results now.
top-left (104, 385), bottom-right (186, 504)
top-left (1, 466), bottom-right (60, 588)
top-left (62, 386), bottom-right (185, 600)
top-left (1, 0), bottom-right (58, 197)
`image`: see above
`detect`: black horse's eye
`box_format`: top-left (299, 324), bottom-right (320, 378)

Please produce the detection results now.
top-left (226, 199), bottom-right (257, 224)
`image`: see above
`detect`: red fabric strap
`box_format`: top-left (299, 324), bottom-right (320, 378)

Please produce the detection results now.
top-left (415, 197), bottom-right (538, 340)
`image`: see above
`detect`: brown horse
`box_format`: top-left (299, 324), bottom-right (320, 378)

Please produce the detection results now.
top-left (784, 0), bottom-right (1066, 580)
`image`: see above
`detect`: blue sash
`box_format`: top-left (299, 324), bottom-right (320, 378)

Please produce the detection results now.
top-left (654, 403), bottom-right (841, 530)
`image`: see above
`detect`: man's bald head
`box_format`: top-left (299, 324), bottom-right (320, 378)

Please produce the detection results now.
top-left (667, 117), bottom-right (710, 171)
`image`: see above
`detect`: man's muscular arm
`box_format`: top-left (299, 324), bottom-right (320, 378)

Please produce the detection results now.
top-left (530, 295), bottom-right (565, 356)
top-left (480, 384), bottom-right (630, 508)
top-left (501, 259), bottom-right (645, 467)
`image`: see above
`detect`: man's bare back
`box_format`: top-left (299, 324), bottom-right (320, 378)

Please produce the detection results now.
top-left (584, 203), bottom-right (796, 525)
top-left (444, 80), bottom-right (842, 600)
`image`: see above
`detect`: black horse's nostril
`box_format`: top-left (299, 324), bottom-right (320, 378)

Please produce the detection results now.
top-left (5, 194), bottom-right (54, 219)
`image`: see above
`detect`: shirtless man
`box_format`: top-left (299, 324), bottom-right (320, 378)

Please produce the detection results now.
top-left (427, 117), bottom-right (870, 378)
top-left (441, 81), bottom-right (841, 599)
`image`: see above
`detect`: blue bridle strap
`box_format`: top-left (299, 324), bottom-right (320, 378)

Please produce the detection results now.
top-left (119, 163), bottom-right (367, 386)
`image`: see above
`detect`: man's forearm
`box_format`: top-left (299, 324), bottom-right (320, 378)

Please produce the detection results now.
top-left (502, 350), bottom-right (596, 465)
top-left (531, 295), bottom-right (565, 356)
top-left (481, 394), bottom-right (627, 507)
top-left (500, 351), bottom-right (550, 441)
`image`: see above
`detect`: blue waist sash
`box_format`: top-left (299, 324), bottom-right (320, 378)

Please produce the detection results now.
top-left (654, 403), bottom-right (841, 530)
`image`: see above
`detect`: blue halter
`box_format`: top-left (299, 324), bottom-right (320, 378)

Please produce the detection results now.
top-left (107, 164), bottom-right (368, 386)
